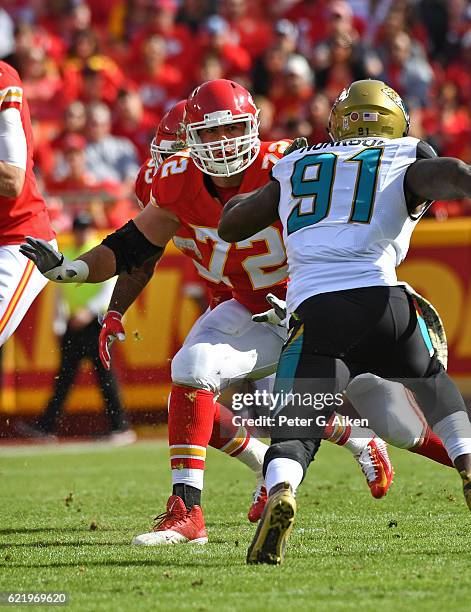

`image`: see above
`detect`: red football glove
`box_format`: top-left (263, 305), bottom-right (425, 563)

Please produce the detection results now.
top-left (99, 311), bottom-right (125, 370)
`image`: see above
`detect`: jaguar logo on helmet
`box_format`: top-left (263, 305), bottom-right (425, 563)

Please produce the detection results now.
top-left (382, 85), bottom-right (408, 117)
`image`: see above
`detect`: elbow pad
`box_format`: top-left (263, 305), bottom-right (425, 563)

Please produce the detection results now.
top-left (101, 220), bottom-right (164, 274)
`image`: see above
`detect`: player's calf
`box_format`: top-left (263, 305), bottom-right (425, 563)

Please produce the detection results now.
top-left (209, 400), bottom-right (268, 522)
top-left (324, 411), bottom-right (394, 498)
top-left (433, 411), bottom-right (471, 511)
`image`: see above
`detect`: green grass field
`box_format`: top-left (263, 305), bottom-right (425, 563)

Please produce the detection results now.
top-left (0, 439), bottom-right (470, 611)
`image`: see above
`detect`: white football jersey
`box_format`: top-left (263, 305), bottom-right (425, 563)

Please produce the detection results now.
top-left (272, 136), bottom-right (428, 315)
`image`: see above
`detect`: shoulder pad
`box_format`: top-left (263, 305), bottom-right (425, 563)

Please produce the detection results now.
top-left (134, 159), bottom-right (155, 208)
top-left (265, 140), bottom-right (292, 158)
top-left (258, 140), bottom-right (293, 171)
top-left (151, 150), bottom-right (192, 212)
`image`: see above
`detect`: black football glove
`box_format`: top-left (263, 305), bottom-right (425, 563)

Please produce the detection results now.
top-left (283, 137), bottom-right (308, 157)
top-left (20, 237), bottom-right (89, 282)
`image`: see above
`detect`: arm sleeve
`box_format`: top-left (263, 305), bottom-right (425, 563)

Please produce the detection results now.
top-left (0, 107), bottom-right (27, 170)
top-left (86, 279), bottom-right (117, 316)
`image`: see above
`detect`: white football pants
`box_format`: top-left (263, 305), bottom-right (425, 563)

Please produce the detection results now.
top-left (170, 298), bottom-right (426, 448)
top-left (0, 242), bottom-right (55, 347)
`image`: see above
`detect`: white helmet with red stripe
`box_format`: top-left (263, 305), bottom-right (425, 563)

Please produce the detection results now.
top-left (185, 79), bottom-right (260, 177)
top-left (150, 99), bottom-right (187, 166)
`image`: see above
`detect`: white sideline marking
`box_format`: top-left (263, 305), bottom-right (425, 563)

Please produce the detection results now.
top-left (0, 440), bottom-right (165, 458)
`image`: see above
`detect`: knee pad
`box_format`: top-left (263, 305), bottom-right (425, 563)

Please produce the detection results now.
top-left (171, 343), bottom-right (219, 391)
top-left (263, 438), bottom-right (321, 478)
top-left (346, 374), bottom-right (425, 449)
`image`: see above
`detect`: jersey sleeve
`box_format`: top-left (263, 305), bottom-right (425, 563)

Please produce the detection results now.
top-left (134, 158), bottom-right (155, 209)
top-left (401, 138), bottom-right (437, 218)
top-left (261, 140), bottom-right (293, 182)
top-left (150, 151), bottom-right (190, 215)
top-left (416, 140), bottom-right (438, 160)
top-left (0, 68), bottom-right (23, 112)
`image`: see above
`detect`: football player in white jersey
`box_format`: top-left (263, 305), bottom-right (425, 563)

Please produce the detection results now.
top-left (219, 79), bottom-right (471, 565)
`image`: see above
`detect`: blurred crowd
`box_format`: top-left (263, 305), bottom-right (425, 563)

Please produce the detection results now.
top-left (2, 0), bottom-right (471, 225)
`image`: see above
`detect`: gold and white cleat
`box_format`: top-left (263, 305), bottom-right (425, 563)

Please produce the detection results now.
top-left (246, 482), bottom-right (296, 565)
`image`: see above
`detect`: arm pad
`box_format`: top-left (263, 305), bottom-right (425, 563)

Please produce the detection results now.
top-left (0, 107), bottom-right (26, 169)
top-left (101, 220), bottom-right (164, 274)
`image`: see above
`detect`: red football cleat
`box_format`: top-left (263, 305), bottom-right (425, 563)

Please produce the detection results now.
top-left (132, 495), bottom-right (208, 545)
top-left (356, 438), bottom-right (394, 499)
top-left (248, 485), bottom-right (267, 523)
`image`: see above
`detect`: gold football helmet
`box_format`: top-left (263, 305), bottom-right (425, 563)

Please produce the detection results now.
top-left (328, 79), bottom-right (410, 141)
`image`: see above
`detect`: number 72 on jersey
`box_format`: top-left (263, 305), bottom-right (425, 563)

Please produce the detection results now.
top-left (175, 226), bottom-right (288, 291)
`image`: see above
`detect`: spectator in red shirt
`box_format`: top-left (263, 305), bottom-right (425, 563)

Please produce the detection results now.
top-left (112, 89), bottom-right (156, 162)
top-left (312, 4), bottom-right (382, 101)
top-left (39, 1), bottom-right (95, 57)
top-left (219, 0), bottom-right (273, 60)
top-left (271, 54), bottom-right (314, 132)
top-left (130, 34), bottom-right (184, 122)
top-left (87, 0), bottom-right (123, 32)
top-left (445, 31), bottom-right (471, 106)
top-left (423, 81), bottom-right (471, 161)
top-left (284, 0), bottom-right (367, 52)
top-left (194, 15), bottom-right (252, 83)
top-left (196, 55), bottom-right (225, 87)
top-left (47, 133), bottom-right (109, 194)
top-left (47, 133), bottom-right (111, 225)
top-left (10, 18), bottom-right (65, 67)
top-left (46, 132), bottom-right (135, 229)
top-left (18, 46), bottom-right (65, 122)
top-left (61, 29), bottom-right (125, 106)
top-left (326, 0), bottom-right (361, 41)
top-left (52, 101), bottom-right (87, 151)
top-left (131, 0), bottom-right (193, 74)
top-left (314, 33), bottom-right (377, 103)
top-left (78, 62), bottom-right (124, 106)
